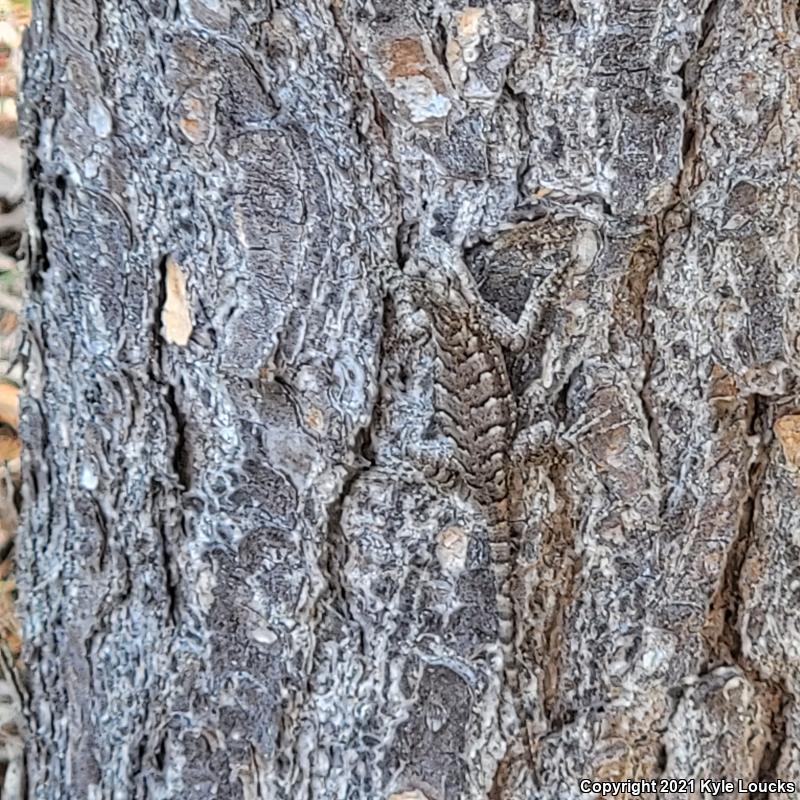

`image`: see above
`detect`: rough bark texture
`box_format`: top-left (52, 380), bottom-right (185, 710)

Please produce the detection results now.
top-left (18, 0), bottom-right (800, 798)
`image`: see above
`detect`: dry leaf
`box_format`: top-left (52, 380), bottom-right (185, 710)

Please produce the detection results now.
top-left (162, 256), bottom-right (193, 346)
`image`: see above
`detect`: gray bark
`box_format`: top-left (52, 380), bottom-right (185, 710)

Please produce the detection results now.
top-left (18, 0), bottom-right (800, 798)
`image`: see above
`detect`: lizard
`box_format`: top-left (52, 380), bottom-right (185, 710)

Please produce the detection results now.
top-left (404, 261), bottom-right (536, 793)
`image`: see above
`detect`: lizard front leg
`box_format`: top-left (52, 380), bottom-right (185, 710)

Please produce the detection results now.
top-left (406, 431), bottom-right (461, 492)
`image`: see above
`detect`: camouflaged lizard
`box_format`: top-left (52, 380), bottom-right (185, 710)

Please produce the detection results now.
top-left (406, 263), bottom-right (533, 781)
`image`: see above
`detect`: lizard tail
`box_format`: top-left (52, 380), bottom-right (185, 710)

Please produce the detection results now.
top-left (490, 531), bottom-right (536, 794)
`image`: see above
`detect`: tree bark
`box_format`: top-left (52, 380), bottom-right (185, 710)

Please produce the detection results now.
top-left (18, 0), bottom-right (800, 798)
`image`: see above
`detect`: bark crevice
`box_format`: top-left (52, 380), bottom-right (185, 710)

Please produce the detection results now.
top-left (707, 394), bottom-right (769, 670)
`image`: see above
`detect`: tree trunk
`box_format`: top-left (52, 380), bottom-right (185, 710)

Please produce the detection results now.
top-left (18, 0), bottom-right (800, 798)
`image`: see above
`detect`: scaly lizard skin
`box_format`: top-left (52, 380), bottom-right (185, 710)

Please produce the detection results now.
top-left (407, 264), bottom-right (532, 789)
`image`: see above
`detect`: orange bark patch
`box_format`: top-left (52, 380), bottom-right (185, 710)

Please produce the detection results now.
top-left (179, 116), bottom-right (202, 141)
top-left (0, 382), bottom-right (18, 430)
top-left (386, 38), bottom-right (427, 80)
top-left (775, 413), bottom-right (800, 468)
top-left (178, 96), bottom-right (208, 144)
top-left (457, 7), bottom-right (484, 38)
top-left (0, 426), bottom-right (20, 462)
top-left (306, 406), bottom-right (324, 432)
top-left (0, 573), bottom-right (20, 657)
top-left (162, 256), bottom-right (193, 347)
top-left (709, 364), bottom-right (737, 399)
top-left (0, 311), bottom-right (17, 335)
